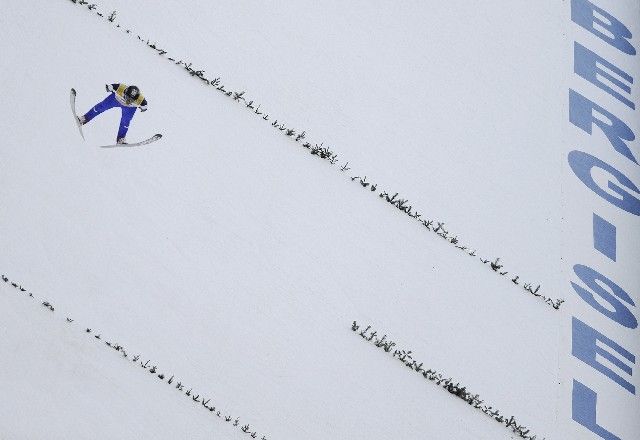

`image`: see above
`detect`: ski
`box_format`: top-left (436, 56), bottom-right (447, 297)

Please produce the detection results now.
top-left (70, 88), bottom-right (85, 140)
top-left (99, 134), bottom-right (163, 149)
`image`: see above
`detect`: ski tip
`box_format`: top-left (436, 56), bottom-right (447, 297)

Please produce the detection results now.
top-left (71, 88), bottom-right (76, 94)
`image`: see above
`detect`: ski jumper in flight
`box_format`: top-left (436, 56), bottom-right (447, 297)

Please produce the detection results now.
top-left (78, 83), bottom-right (148, 144)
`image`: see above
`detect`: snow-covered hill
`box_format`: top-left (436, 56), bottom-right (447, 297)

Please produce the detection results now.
top-left (1, 1), bottom-right (638, 439)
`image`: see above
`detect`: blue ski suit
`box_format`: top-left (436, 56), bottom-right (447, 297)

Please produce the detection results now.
top-left (82, 83), bottom-right (148, 140)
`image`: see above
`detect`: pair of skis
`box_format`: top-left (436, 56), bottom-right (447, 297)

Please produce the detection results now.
top-left (70, 88), bottom-right (162, 148)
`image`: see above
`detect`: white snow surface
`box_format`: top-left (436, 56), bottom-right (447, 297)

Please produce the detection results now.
top-left (0, 1), bottom-right (572, 439)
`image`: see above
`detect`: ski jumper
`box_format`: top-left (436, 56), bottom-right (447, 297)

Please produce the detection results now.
top-left (82, 84), bottom-right (148, 141)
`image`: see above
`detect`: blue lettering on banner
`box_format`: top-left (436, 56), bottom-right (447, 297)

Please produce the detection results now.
top-left (569, 0), bottom-right (637, 438)
top-left (568, 150), bottom-right (640, 216)
top-left (572, 317), bottom-right (636, 394)
top-left (571, 0), bottom-right (636, 56)
top-left (574, 42), bottom-right (635, 110)
top-left (571, 265), bottom-right (637, 328)
top-left (569, 89), bottom-right (637, 164)
top-left (592, 214), bottom-right (617, 261)
top-left (573, 380), bottom-right (621, 440)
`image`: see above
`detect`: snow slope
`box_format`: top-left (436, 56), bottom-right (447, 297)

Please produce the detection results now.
top-left (0, 1), bottom-right (598, 439)
top-left (92, 0), bottom-right (567, 296)
top-left (0, 281), bottom-right (234, 440)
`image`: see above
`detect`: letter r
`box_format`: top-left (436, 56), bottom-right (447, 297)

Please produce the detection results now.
top-left (569, 89), bottom-right (637, 164)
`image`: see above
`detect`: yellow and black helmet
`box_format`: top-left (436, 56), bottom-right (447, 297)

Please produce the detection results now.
top-left (124, 85), bottom-right (140, 102)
